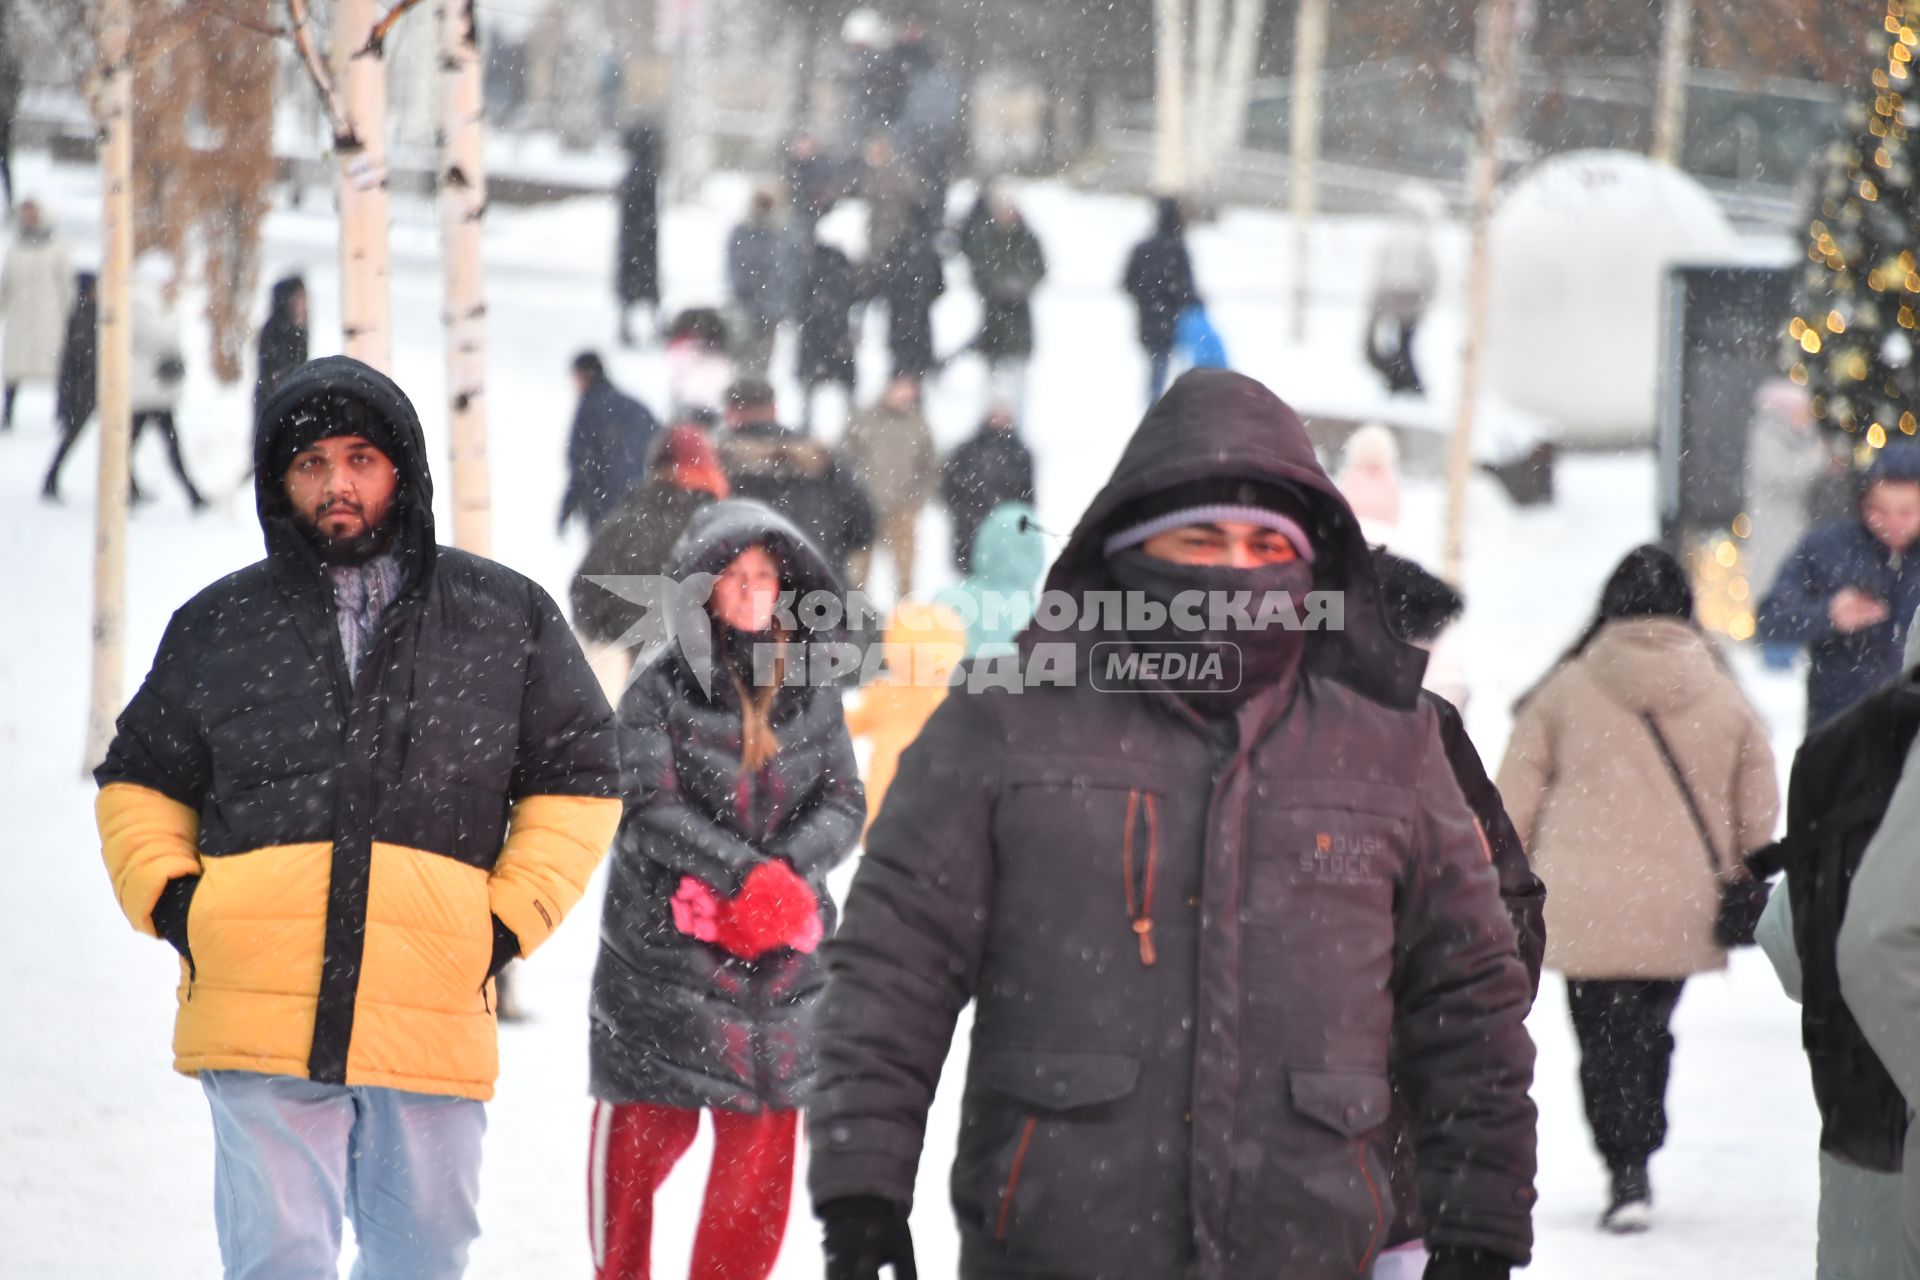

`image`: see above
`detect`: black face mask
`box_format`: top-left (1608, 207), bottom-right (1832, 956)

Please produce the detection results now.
top-left (295, 507), bottom-right (399, 567)
top-left (1106, 548), bottom-right (1317, 711)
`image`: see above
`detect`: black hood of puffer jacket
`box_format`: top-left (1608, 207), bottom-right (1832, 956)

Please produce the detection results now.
top-left (660, 498), bottom-right (850, 694)
top-left (665, 497), bottom-right (844, 623)
top-left (254, 356), bottom-right (436, 589)
top-left (1038, 368), bottom-right (1428, 710)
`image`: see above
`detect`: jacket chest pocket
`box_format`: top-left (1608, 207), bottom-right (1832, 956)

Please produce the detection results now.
top-left (954, 1047), bottom-right (1182, 1277)
top-left (1241, 789), bottom-right (1409, 1060)
top-left (991, 776), bottom-right (1199, 995)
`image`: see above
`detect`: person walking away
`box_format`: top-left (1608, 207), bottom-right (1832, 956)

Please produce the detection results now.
top-left (797, 239), bottom-right (860, 434)
top-left (810, 369), bottom-right (1537, 1280)
top-left (932, 499), bottom-right (1045, 658)
top-left (665, 307), bottom-right (736, 418)
top-left (588, 500), bottom-right (864, 1280)
top-left (878, 205), bottom-right (945, 380)
top-left (1365, 190), bottom-right (1439, 397)
top-left (842, 374), bottom-right (936, 597)
top-left (1498, 545), bottom-right (1777, 1233)
top-left (1835, 671), bottom-right (1920, 1280)
top-left (1743, 380), bottom-right (1827, 666)
top-left (939, 404), bottom-right (1036, 575)
top-left (40, 271), bottom-right (96, 501)
top-left (2, 199), bottom-right (73, 429)
top-left (1756, 609), bottom-right (1920, 1280)
top-left (559, 351), bottom-right (659, 536)
top-left (129, 251), bottom-right (206, 509)
top-left (616, 125), bottom-right (662, 348)
top-left (94, 355), bottom-right (624, 1278)
top-left (254, 275), bottom-right (309, 425)
top-left (1123, 196), bottom-right (1198, 404)
top-left (960, 184), bottom-right (1046, 418)
top-left (571, 421), bottom-right (731, 700)
top-left (729, 188), bottom-right (792, 379)
top-left (716, 378), bottom-right (875, 583)
top-left (1758, 443), bottom-right (1920, 731)
top-left (1371, 547), bottom-right (1546, 1277)
top-left (1336, 422), bottom-right (1404, 548)
top-left (843, 600), bottom-right (964, 832)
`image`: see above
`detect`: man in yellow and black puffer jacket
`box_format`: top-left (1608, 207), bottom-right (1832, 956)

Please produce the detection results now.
top-left (95, 355), bottom-right (624, 1279)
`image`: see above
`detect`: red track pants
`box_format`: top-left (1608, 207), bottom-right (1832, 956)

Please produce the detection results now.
top-left (587, 1102), bottom-right (798, 1280)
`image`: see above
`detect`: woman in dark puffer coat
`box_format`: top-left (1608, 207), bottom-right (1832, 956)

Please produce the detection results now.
top-left (588, 499), bottom-right (865, 1280)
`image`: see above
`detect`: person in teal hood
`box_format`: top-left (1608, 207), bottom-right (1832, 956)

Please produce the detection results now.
top-left (937, 501), bottom-right (1046, 657)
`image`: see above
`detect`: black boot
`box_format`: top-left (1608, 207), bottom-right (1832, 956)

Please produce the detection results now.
top-left (1600, 1163), bottom-right (1652, 1234)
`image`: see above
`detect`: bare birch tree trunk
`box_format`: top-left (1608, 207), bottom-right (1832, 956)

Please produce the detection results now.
top-left (1287, 0), bottom-right (1328, 342)
top-left (1651, 0), bottom-right (1693, 166)
top-left (334, 0), bottom-right (393, 370)
top-left (1153, 0), bottom-right (1188, 194)
top-left (85, 0), bottom-right (134, 771)
top-left (1442, 0), bottom-right (1524, 583)
top-left (1188, 0), bottom-right (1222, 187)
top-left (440, 0), bottom-right (490, 554)
top-left (1210, 0), bottom-right (1267, 169)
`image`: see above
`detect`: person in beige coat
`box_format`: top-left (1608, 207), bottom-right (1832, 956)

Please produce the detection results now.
top-left (842, 373), bottom-right (936, 597)
top-left (2, 199), bottom-right (73, 429)
top-left (1498, 545), bottom-right (1779, 1235)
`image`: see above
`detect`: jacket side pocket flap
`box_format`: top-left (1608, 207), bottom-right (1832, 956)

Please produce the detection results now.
top-left (1289, 1067), bottom-right (1392, 1136)
top-left (976, 1048), bottom-right (1141, 1110)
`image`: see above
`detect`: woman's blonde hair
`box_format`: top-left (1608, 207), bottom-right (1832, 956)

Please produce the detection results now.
top-left (730, 637), bottom-right (787, 775)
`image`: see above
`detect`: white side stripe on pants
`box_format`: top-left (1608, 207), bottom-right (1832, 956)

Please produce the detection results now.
top-left (589, 1101), bottom-right (613, 1270)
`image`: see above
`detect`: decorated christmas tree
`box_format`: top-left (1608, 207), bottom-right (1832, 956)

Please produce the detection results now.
top-left (1785, 0), bottom-right (1920, 458)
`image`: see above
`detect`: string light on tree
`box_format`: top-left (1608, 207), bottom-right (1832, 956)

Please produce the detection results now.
top-left (1786, 0), bottom-right (1920, 462)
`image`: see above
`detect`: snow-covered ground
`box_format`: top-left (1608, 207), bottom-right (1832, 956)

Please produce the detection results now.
top-left (0, 146), bottom-right (1822, 1278)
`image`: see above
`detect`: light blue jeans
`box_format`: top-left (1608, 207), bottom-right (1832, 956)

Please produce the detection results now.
top-left (201, 1070), bottom-right (486, 1280)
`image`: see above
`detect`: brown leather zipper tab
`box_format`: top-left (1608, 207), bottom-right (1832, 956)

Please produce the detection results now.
top-left (1122, 790), bottom-right (1161, 967)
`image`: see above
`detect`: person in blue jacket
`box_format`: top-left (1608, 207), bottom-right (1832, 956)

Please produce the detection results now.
top-left (1758, 443), bottom-right (1920, 730)
top-left (559, 351), bottom-right (659, 534)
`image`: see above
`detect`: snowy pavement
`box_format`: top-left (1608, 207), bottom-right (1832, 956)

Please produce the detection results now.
top-left (0, 148), bottom-right (1822, 1277)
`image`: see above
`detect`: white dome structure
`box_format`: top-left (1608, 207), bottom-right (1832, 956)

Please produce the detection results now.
top-left (1485, 150), bottom-right (1738, 445)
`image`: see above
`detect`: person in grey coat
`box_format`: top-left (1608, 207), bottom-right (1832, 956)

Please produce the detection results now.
top-left (1761, 890), bottom-right (1906, 1280)
top-left (807, 370), bottom-right (1537, 1280)
top-left (1743, 380), bottom-right (1832, 663)
top-left (729, 188), bottom-right (793, 378)
top-left (589, 498), bottom-right (865, 1280)
top-left (1757, 607), bottom-right (1920, 1280)
top-left (1836, 616), bottom-right (1920, 1280)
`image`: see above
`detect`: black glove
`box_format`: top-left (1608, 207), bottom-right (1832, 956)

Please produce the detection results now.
top-left (151, 874), bottom-right (200, 970)
top-left (487, 914), bottom-right (521, 980)
top-left (820, 1196), bottom-right (916, 1280)
top-left (1424, 1245), bottom-right (1514, 1280)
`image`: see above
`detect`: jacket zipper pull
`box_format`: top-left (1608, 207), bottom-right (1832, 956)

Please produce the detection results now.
top-left (1133, 918), bottom-right (1157, 967)
top-left (1122, 790), bottom-right (1160, 968)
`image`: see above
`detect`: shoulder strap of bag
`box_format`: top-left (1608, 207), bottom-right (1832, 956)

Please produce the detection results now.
top-left (1639, 711), bottom-right (1726, 877)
